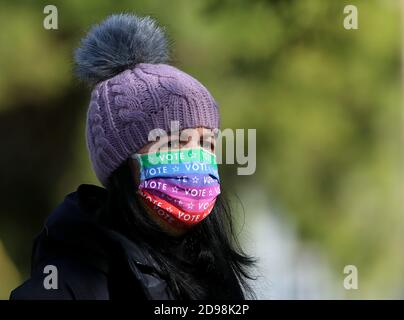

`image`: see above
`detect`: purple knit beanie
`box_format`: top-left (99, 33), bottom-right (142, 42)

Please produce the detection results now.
top-left (74, 14), bottom-right (220, 186)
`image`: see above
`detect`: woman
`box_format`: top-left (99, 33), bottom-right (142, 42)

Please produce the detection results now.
top-left (10, 13), bottom-right (255, 300)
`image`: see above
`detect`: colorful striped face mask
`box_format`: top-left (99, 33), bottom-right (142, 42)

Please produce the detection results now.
top-left (132, 147), bottom-right (220, 229)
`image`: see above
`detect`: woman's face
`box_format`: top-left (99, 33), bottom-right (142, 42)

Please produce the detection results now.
top-left (128, 127), bottom-right (217, 236)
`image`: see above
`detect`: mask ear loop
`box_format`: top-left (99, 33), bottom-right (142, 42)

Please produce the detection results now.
top-left (130, 153), bottom-right (144, 188)
top-left (131, 153), bottom-right (145, 169)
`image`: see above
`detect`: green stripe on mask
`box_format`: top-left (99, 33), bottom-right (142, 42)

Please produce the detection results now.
top-left (137, 147), bottom-right (218, 168)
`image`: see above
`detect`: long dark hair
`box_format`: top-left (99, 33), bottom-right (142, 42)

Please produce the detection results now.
top-left (99, 160), bottom-right (256, 300)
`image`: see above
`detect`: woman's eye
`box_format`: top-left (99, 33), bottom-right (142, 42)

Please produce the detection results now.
top-left (200, 138), bottom-right (214, 152)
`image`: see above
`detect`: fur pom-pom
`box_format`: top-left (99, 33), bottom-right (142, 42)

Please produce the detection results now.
top-left (74, 14), bottom-right (169, 85)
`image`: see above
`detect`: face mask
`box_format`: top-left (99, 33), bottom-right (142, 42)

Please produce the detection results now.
top-left (133, 147), bottom-right (220, 229)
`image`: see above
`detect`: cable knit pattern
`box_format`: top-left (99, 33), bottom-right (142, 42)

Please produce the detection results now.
top-left (86, 63), bottom-right (220, 186)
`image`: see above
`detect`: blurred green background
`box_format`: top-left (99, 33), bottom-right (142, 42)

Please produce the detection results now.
top-left (0, 0), bottom-right (403, 299)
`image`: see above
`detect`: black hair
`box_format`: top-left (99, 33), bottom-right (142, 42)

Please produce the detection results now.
top-left (100, 160), bottom-right (256, 300)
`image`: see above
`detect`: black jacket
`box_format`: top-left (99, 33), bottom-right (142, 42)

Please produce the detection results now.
top-left (10, 184), bottom-right (246, 300)
top-left (10, 184), bottom-right (176, 300)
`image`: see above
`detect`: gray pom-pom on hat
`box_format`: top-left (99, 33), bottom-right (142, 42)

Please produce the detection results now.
top-left (74, 13), bottom-right (170, 85)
